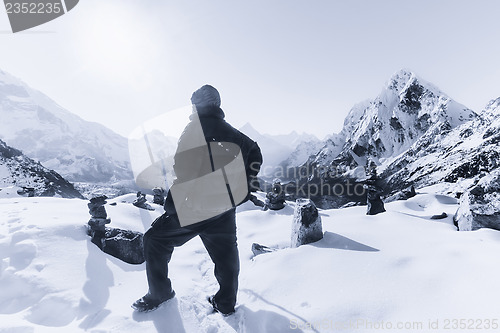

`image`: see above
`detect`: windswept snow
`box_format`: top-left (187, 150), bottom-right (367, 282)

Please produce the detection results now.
top-left (1, 188), bottom-right (500, 332)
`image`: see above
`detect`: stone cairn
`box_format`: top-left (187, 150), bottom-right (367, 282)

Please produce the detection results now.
top-left (86, 195), bottom-right (145, 264)
top-left (88, 195), bottom-right (111, 233)
top-left (17, 187), bottom-right (35, 197)
top-left (363, 163), bottom-right (386, 215)
top-left (291, 198), bottom-right (323, 247)
top-left (152, 187), bottom-right (166, 205)
top-left (265, 179), bottom-right (286, 211)
top-left (134, 191), bottom-right (146, 205)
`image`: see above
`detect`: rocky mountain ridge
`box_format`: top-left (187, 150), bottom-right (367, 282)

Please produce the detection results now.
top-left (281, 69), bottom-right (497, 214)
top-left (0, 138), bottom-right (83, 198)
top-left (381, 97), bottom-right (500, 196)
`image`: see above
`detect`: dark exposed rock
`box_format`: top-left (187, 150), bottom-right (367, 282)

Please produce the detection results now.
top-left (401, 82), bottom-right (424, 114)
top-left (390, 117), bottom-right (404, 130)
top-left (402, 185), bottom-right (417, 199)
top-left (415, 113), bottom-right (431, 132)
top-left (482, 126), bottom-right (498, 139)
top-left (352, 144), bottom-right (367, 156)
top-left (444, 150), bottom-right (499, 183)
top-left (460, 128), bottom-right (474, 139)
top-left (152, 187), bottom-right (165, 205)
top-left (431, 212), bottom-right (448, 220)
top-left (89, 227), bottom-right (144, 265)
top-left (291, 199), bottom-right (323, 247)
top-left (133, 191), bottom-right (155, 210)
top-left (0, 139), bottom-right (83, 199)
top-left (251, 243), bottom-right (275, 257)
top-left (366, 189), bottom-right (385, 215)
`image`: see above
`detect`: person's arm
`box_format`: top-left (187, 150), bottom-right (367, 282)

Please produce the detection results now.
top-left (246, 141), bottom-right (263, 193)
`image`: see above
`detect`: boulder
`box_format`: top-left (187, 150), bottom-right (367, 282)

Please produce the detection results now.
top-left (251, 243), bottom-right (275, 256)
top-left (454, 170), bottom-right (500, 231)
top-left (102, 228), bottom-right (144, 264)
top-left (291, 198), bottom-right (323, 247)
top-left (430, 212), bottom-right (448, 220)
top-left (89, 227), bottom-right (144, 265)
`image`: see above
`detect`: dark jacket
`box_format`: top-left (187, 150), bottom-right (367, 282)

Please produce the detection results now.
top-left (164, 105), bottom-right (262, 216)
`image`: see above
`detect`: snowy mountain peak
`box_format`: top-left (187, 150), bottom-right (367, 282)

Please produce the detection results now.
top-left (280, 70), bottom-right (485, 208)
top-left (338, 69), bottom-right (477, 161)
top-left (386, 68), bottom-right (417, 93)
top-left (239, 122), bottom-right (262, 139)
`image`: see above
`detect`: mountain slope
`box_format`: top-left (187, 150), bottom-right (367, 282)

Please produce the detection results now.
top-left (281, 69), bottom-right (481, 207)
top-left (381, 97), bottom-right (500, 196)
top-left (0, 69), bottom-right (132, 183)
top-left (0, 139), bottom-right (83, 198)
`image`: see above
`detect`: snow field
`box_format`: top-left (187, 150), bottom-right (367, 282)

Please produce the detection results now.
top-left (1, 188), bottom-right (500, 332)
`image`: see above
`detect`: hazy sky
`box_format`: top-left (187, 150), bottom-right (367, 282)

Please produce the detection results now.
top-left (1, 0), bottom-right (499, 139)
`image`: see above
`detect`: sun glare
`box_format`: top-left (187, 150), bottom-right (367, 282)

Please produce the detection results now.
top-left (75, 3), bottom-right (160, 89)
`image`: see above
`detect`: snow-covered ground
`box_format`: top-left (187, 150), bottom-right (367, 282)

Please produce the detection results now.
top-left (1, 188), bottom-right (500, 332)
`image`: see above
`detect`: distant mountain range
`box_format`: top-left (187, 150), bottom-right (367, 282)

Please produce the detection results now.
top-left (2, 67), bottom-right (498, 209)
top-left (0, 68), bottom-right (320, 187)
top-left (0, 69), bottom-right (132, 184)
top-left (238, 123), bottom-right (319, 179)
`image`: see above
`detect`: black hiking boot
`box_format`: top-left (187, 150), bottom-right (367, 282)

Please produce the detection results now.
top-left (207, 295), bottom-right (235, 316)
top-left (132, 291), bottom-right (175, 312)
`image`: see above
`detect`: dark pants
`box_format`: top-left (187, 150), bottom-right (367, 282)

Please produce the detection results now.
top-left (143, 209), bottom-right (239, 313)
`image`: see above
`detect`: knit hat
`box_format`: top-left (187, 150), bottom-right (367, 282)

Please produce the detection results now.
top-left (191, 85), bottom-right (221, 108)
